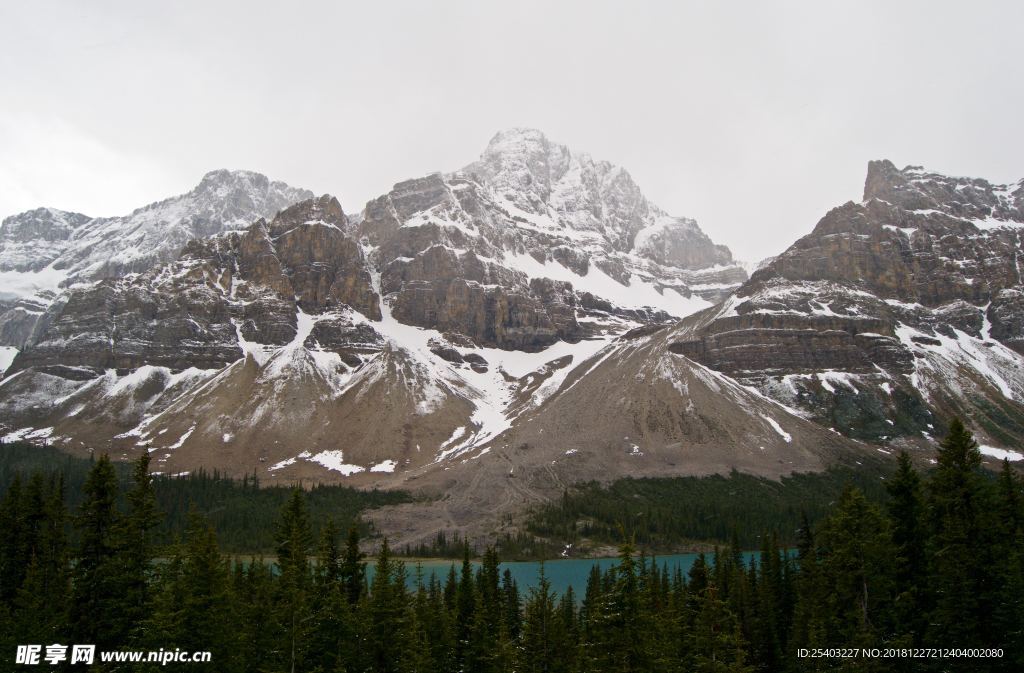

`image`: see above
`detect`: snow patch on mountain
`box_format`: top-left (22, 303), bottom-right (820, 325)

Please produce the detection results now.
top-left (0, 347), bottom-right (17, 375)
top-left (979, 445), bottom-right (1024, 462)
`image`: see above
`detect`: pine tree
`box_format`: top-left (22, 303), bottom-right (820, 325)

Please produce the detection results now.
top-left (317, 518), bottom-right (342, 586)
top-left (688, 584), bottom-right (753, 673)
top-left (275, 488), bottom-right (313, 673)
top-left (593, 542), bottom-right (650, 672)
top-left (143, 541), bottom-right (187, 664)
top-left (502, 568), bottom-right (522, 640)
top-left (557, 586), bottom-right (580, 672)
top-left (307, 519), bottom-right (355, 673)
top-left (402, 578), bottom-right (437, 673)
top-left (115, 452), bottom-right (163, 644)
top-left (992, 460), bottom-right (1024, 672)
top-left (467, 546), bottom-right (504, 673)
top-left (368, 538), bottom-right (408, 673)
top-left (790, 511), bottom-right (827, 670)
top-left (886, 451), bottom-right (927, 644)
top-left (816, 486), bottom-right (894, 649)
top-left (0, 474), bottom-right (26, 603)
top-left (178, 508), bottom-right (234, 670)
top-left (234, 557), bottom-right (280, 673)
top-left (927, 418), bottom-right (988, 647)
top-left (455, 543), bottom-right (477, 670)
top-left (69, 454), bottom-right (122, 648)
top-left (748, 535), bottom-right (782, 671)
top-left (519, 563), bottom-right (569, 673)
top-left (424, 571), bottom-right (456, 671)
top-left (340, 524), bottom-right (366, 605)
top-left (12, 473), bottom-right (70, 643)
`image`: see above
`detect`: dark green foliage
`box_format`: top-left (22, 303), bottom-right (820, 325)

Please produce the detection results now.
top-left (1, 420), bottom-right (1023, 672)
top-left (116, 452), bottom-right (163, 643)
top-left (926, 418), bottom-right (990, 647)
top-left (69, 453), bottom-right (122, 648)
top-left (519, 563), bottom-right (570, 673)
top-left (0, 443), bottom-right (412, 553)
top-left (527, 465), bottom-right (891, 550)
top-left (886, 451), bottom-right (928, 643)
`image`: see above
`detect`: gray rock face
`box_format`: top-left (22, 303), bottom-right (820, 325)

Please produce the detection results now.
top-left (0, 170), bottom-right (314, 348)
top-left (242, 196), bottom-right (380, 318)
top-left (9, 197), bottom-right (380, 378)
top-left (0, 170), bottom-right (314, 285)
top-left (633, 216), bottom-right (734, 269)
top-left (357, 129), bottom-right (746, 349)
top-left (0, 129), bottom-right (764, 493)
top-left (672, 161), bottom-right (1024, 448)
top-left (0, 208), bottom-right (91, 273)
top-left (864, 159), bottom-right (1024, 221)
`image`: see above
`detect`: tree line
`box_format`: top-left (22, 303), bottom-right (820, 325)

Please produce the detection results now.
top-left (1, 419), bottom-right (1022, 671)
top-left (526, 463), bottom-right (891, 550)
top-left (0, 443), bottom-right (410, 553)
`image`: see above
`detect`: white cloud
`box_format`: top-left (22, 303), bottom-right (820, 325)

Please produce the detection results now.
top-left (0, 0), bottom-right (1021, 263)
top-left (0, 113), bottom-right (173, 219)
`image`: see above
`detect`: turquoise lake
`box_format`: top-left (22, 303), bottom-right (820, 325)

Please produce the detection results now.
top-left (376, 551), bottom-right (766, 597)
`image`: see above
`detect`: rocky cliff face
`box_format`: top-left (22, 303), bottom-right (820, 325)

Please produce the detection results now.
top-left (8, 195), bottom-right (379, 377)
top-left (0, 170), bottom-right (313, 349)
top-left (670, 160), bottom-right (1024, 452)
top-left (358, 129), bottom-right (746, 350)
top-left (0, 130), bottom-right (766, 489)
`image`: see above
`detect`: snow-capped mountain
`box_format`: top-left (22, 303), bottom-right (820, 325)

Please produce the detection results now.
top-left (354, 129), bottom-right (746, 352)
top-left (0, 170), bottom-right (313, 348)
top-left (7, 134), bottom-right (1021, 547)
top-left (0, 130), bottom-right (779, 486)
top-left (671, 160), bottom-right (1024, 456)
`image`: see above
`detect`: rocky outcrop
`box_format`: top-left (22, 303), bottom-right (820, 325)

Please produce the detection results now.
top-left (864, 159), bottom-right (1024, 221)
top-left (0, 208), bottom-right (91, 273)
top-left (8, 195), bottom-right (380, 378)
top-left (632, 216), bottom-right (734, 269)
top-left (355, 129), bottom-right (746, 349)
top-left (671, 161), bottom-right (1024, 448)
top-left (247, 196), bottom-right (380, 318)
top-left (1, 129), bottom-right (767, 499)
top-left (0, 170), bottom-right (313, 348)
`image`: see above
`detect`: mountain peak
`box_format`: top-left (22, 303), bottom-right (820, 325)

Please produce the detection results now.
top-left (863, 159), bottom-right (1023, 223)
top-left (270, 194), bottom-right (347, 233)
top-left (194, 168), bottom-right (273, 194)
top-left (481, 127), bottom-right (551, 155)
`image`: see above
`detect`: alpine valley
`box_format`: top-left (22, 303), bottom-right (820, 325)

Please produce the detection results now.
top-left (2, 129), bottom-right (1022, 546)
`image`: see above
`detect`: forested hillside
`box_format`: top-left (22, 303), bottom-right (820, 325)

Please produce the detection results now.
top-left (0, 444), bottom-right (410, 552)
top-left (1, 420), bottom-right (1022, 671)
top-left (526, 463), bottom-right (892, 551)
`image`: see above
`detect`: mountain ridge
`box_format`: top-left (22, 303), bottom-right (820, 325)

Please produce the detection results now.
top-left (673, 159), bottom-right (1024, 454)
top-left (5, 140), bottom-right (1020, 545)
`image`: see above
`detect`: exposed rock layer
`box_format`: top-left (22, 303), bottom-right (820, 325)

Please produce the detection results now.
top-left (672, 161), bottom-right (1024, 447)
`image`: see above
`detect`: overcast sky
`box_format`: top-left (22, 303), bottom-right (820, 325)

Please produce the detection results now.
top-left (1, 0), bottom-right (1021, 262)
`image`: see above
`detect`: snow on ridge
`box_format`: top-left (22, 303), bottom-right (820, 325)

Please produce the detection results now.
top-left (895, 322), bottom-right (1024, 402)
top-left (359, 245), bottom-right (629, 461)
top-left (761, 415), bottom-right (792, 443)
top-left (232, 319), bottom-right (275, 366)
top-left (165, 424), bottom-right (196, 450)
top-left (980, 445), bottom-right (1024, 462)
top-left (370, 459), bottom-right (397, 473)
top-left (308, 450), bottom-right (366, 475)
top-left (632, 215), bottom-right (698, 255)
top-left (269, 451), bottom-right (312, 472)
top-left (0, 263), bottom-right (68, 301)
top-left (0, 347), bottom-right (17, 374)
top-left (2, 426), bottom-right (55, 443)
top-left (500, 250), bottom-right (711, 318)
top-left (268, 449), bottom-right (393, 476)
